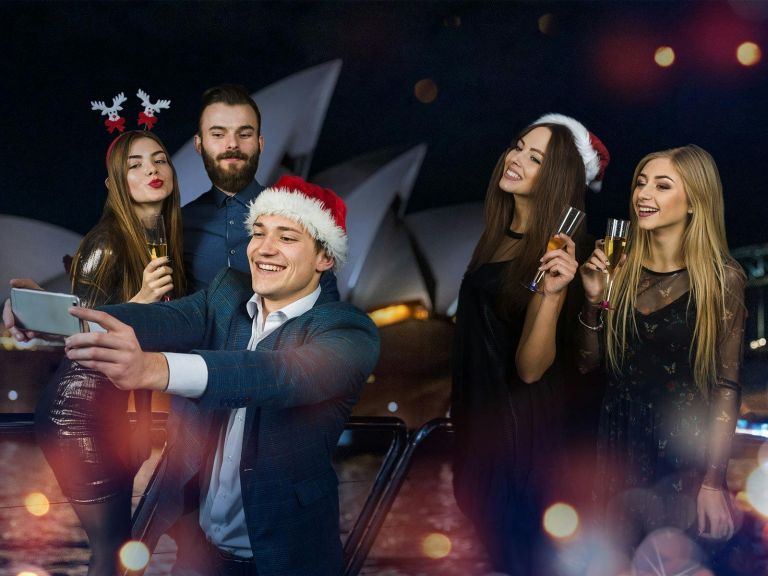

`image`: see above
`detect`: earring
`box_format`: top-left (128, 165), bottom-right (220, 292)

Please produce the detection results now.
top-left (687, 208), bottom-right (693, 214)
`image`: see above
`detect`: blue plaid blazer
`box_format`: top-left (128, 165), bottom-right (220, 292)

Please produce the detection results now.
top-left (104, 268), bottom-right (380, 575)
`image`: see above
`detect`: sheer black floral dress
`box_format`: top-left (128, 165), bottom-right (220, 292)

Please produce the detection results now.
top-left (577, 266), bottom-right (746, 548)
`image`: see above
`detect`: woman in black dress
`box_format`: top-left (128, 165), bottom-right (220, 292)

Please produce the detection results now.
top-left (35, 130), bottom-right (186, 574)
top-left (578, 145), bottom-right (746, 568)
top-left (452, 114), bottom-right (609, 575)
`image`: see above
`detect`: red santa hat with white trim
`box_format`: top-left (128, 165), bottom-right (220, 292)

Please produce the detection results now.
top-left (245, 175), bottom-right (348, 270)
top-left (532, 113), bottom-right (610, 192)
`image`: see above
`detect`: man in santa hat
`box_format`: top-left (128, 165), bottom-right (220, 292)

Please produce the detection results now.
top-left (8, 176), bottom-right (379, 575)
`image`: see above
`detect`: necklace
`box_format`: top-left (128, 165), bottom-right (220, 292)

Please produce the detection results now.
top-left (505, 229), bottom-right (524, 239)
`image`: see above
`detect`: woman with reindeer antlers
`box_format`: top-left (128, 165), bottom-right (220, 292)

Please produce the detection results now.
top-left (33, 91), bottom-right (184, 575)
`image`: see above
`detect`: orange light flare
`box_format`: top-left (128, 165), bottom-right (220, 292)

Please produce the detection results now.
top-left (24, 492), bottom-right (50, 517)
top-left (543, 502), bottom-right (579, 540)
top-left (654, 46), bottom-right (675, 68)
top-left (421, 532), bottom-right (452, 559)
top-left (119, 540), bottom-right (151, 571)
top-left (737, 41), bottom-right (762, 66)
top-left (414, 79), bottom-right (438, 104)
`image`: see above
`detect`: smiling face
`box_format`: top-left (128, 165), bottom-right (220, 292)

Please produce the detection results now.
top-left (247, 214), bottom-right (334, 314)
top-left (195, 102), bottom-right (264, 195)
top-left (498, 126), bottom-right (552, 196)
top-left (633, 157), bottom-right (691, 238)
top-left (125, 137), bottom-right (174, 219)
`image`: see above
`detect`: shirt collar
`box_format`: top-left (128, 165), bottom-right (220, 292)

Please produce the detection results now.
top-left (246, 284), bottom-right (322, 322)
top-left (212, 179), bottom-right (263, 208)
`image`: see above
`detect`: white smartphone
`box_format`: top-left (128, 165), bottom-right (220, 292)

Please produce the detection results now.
top-left (10, 288), bottom-right (83, 336)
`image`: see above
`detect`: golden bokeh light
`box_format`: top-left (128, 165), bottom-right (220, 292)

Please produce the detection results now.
top-left (746, 467), bottom-right (768, 517)
top-left (421, 532), bottom-right (452, 559)
top-left (18, 572), bottom-right (40, 576)
top-left (737, 41), bottom-right (762, 66)
top-left (24, 492), bottom-right (50, 517)
top-left (543, 502), bottom-right (579, 539)
top-left (538, 13), bottom-right (556, 35)
top-left (414, 79), bottom-right (438, 104)
top-left (119, 540), bottom-right (151, 571)
top-left (654, 46), bottom-right (675, 67)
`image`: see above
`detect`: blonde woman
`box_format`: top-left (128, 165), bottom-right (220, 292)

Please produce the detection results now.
top-left (578, 145), bottom-right (746, 553)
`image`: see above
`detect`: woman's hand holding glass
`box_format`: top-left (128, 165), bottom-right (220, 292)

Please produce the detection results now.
top-left (580, 241), bottom-right (612, 305)
top-left (129, 257), bottom-right (174, 303)
top-left (537, 233), bottom-right (579, 296)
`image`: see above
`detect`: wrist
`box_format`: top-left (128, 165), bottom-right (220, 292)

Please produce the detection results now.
top-left (142, 352), bottom-right (170, 391)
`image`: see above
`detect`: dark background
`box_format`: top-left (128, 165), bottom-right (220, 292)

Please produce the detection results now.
top-left (2, 0), bottom-right (767, 248)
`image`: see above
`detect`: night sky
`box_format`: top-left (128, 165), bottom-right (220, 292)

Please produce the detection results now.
top-left (2, 0), bottom-right (767, 248)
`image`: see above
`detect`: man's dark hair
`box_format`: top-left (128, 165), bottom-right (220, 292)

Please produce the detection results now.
top-left (198, 84), bottom-right (262, 135)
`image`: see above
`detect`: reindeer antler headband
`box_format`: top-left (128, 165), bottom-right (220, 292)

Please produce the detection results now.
top-left (91, 89), bottom-right (171, 134)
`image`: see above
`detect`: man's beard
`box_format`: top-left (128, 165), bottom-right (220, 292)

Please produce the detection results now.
top-left (201, 144), bottom-right (260, 194)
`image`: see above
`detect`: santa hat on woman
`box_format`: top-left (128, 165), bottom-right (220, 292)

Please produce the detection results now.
top-left (245, 175), bottom-right (348, 270)
top-left (532, 113), bottom-right (610, 192)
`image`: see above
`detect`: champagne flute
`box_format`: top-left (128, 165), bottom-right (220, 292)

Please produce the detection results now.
top-left (598, 218), bottom-right (630, 310)
top-left (523, 206), bottom-right (585, 293)
top-left (142, 214), bottom-right (168, 259)
top-left (141, 214), bottom-right (171, 301)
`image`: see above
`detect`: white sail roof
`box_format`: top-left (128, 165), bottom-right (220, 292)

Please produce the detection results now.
top-left (0, 215), bottom-right (83, 301)
top-left (313, 145), bottom-right (427, 299)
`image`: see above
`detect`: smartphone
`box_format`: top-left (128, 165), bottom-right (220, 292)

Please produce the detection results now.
top-left (10, 288), bottom-right (83, 336)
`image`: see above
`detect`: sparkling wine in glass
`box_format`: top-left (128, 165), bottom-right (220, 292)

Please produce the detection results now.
top-left (599, 218), bottom-right (630, 309)
top-left (141, 214), bottom-right (171, 301)
top-left (524, 206), bottom-right (585, 293)
top-left (142, 214), bottom-right (167, 260)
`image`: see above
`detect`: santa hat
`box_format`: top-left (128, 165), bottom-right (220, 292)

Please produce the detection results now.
top-left (532, 113), bottom-right (610, 192)
top-left (245, 175), bottom-right (348, 269)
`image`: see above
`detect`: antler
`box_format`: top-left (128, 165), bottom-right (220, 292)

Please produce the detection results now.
top-left (91, 92), bottom-right (126, 115)
top-left (136, 89), bottom-right (171, 113)
top-left (111, 92), bottom-right (127, 111)
top-left (137, 89), bottom-right (152, 108)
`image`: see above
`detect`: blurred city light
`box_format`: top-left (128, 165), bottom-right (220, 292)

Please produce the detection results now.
top-left (654, 46), bottom-right (675, 67)
top-left (543, 502), bottom-right (579, 539)
top-left (421, 532), bottom-right (451, 559)
top-left (119, 540), bottom-right (150, 571)
top-left (538, 13), bottom-right (557, 36)
top-left (369, 302), bottom-right (430, 327)
top-left (737, 41), bottom-right (762, 66)
top-left (8, 390), bottom-right (18, 401)
top-left (750, 337), bottom-right (767, 350)
top-left (387, 401), bottom-right (399, 413)
top-left (24, 492), bottom-right (50, 517)
top-left (414, 79), bottom-right (438, 104)
top-left (745, 467), bottom-right (768, 516)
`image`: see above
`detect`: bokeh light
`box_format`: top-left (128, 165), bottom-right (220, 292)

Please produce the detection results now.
top-left (737, 41), bottom-right (762, 66)
top-left (414, 79), bottom-right (438, 104)
top-left (538, 13), bottom-right (557, 36)
top-left (24, 492), bottom-right (50, 516)
top-left (8, 389), bottom-right (18, 401)
top-left (654, 46), bottom-right (675, 67)
top-left (543, 502), bottom-right (579, 539)
top-left (745, 467), bottom-right (768, 516)
top-left (421, 532), bottom-right (451, 559)
top-left (18, 572), bottom-right (40, 576)
top-left (119, 540), bottom-right (150, 571)
top-left (443, 15), bottom-right (461, 28)
top-left (387, 401), bottom-right (398, 413)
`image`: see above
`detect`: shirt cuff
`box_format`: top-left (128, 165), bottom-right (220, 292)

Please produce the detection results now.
top-left (162, 352), bottom-right (208, 398)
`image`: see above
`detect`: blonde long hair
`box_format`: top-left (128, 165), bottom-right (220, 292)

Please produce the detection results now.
top-left (71, 131), bottom-right (186, 302)
top-left (606, 144), bottom-right (742, 396)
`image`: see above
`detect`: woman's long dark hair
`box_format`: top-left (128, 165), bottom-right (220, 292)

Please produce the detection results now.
top-left (468, 123), bottom-right (586, 316)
